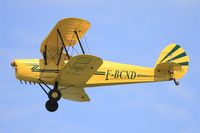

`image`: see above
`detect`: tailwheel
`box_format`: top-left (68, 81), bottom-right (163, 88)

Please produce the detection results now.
top-left (48, 89), bottom-right (61, 101)
top-left (45, 100), bottom-right (58, 112)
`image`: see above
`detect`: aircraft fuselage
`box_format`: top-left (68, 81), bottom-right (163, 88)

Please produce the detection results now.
top-left (11, 57), bottom-right (171, 87)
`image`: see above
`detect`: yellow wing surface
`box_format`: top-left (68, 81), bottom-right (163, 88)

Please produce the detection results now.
top-left (59, 87), bottom-right (90, 102)
top-left (57, 55), bottom-right (103, 86)
top-left (57, 55), bottom-right (103, 101)
top-left (38, 18), bottom-right (91, 82)
top-left (40, 18), bottom-right (91, 65)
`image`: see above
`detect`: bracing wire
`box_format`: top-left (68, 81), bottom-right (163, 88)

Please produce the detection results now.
top-left (83, 35), bottom-right (91, 54)
top-left (72, 46), bottom-right (79, 54)
top-left (60, 30), bottom-right (91, 56)
top-left (80, 37), bottom-right (87, 54)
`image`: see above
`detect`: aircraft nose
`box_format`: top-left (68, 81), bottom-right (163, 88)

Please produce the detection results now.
top-left (11, 60), bottom-right (17, 67)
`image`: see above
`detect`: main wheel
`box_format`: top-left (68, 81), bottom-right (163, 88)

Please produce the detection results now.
top-left (45, 100), bottom-right (58, 112)
top-left (48, 89), bottom-right (61, 101)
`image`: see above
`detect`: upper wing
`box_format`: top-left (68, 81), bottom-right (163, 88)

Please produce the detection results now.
top-left (56, 55), bottom-right (103, 86)
top-left (40, 18), bottom-right (90, 65)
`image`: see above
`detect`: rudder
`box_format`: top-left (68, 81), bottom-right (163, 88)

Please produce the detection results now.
top-left (155, 44), bottom-right (189, 79)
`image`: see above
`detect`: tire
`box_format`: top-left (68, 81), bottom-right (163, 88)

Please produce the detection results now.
top-left (48, 89), bottom-right (61, 101)
top-left (45, 100), bottom-right (58, 112)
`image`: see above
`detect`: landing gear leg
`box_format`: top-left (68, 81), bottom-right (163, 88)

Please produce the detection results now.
top-left (169, 71), bottom-right (180, 86)
top-left (173, 78), bottom-right (180, 86)
top-left (48, 82), bottom-right (61, 101)
top-left (45, 82), bottom-right (61, 112)
top-left (38, 81), bottom-right (61, 112)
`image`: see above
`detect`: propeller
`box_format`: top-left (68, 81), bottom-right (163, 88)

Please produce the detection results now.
top-left (11, 60), bottom-right (16, 68)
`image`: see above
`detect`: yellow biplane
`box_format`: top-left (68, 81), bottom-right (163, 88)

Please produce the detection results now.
top-left (11, 18), bottom-right (189, 112)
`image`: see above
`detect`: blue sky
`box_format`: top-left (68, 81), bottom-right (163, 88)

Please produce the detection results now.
top-left (1, 0), bottom-right (200, 133)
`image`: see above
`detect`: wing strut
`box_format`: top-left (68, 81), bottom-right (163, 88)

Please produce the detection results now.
top-left (74, 31), bottom-right (85, 54)
top-left (57, 29), bottom-right (70, 59)
top-left (57, 47), bottom-right (63, 65)
top-left (43, 45), bottom-right (47, 65)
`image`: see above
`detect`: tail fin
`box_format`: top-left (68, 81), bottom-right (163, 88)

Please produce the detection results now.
top-left (155, 44), bottom-right (189, 79)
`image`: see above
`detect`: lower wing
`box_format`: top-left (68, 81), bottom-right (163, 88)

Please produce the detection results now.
top-left (56, 54), bottom-right (103, 101)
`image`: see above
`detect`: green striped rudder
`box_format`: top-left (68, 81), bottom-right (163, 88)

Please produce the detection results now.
top-left (155, 44), bottom-right (189, 79)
